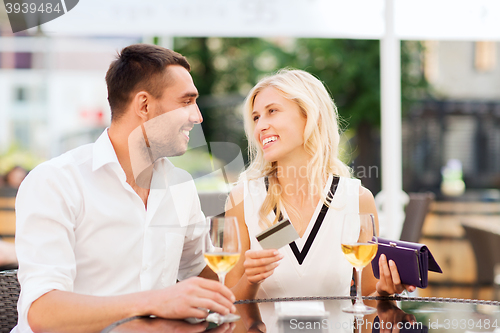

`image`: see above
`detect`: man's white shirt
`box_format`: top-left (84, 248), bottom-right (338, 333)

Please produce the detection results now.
top-left (13, 130), bottom-right (208, 333)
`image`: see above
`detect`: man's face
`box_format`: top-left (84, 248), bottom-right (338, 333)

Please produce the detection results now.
top-left (144, 65), bottom-right (202, 158)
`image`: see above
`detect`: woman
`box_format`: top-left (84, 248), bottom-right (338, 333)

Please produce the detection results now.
top-left (225, 69), bottom-right (414, 331)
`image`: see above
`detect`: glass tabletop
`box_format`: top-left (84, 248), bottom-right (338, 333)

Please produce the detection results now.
top-left (102, 296), bottom-right (500, 333)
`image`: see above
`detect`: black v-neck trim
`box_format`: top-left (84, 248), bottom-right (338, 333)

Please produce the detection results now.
top-left (264, 176), bottom-right (340, 265)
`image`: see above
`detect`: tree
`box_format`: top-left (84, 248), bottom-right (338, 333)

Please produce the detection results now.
top-left (174, 37), bottom-right (427, 192)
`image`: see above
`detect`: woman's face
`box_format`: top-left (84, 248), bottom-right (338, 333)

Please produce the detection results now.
top-left (252, 86), bottom-right (308, 164)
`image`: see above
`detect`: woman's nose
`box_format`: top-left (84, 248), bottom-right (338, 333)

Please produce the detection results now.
top-left (255, 116), bottom-right (270, 132)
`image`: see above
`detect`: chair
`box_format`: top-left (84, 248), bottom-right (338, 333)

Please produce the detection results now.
top-left (0, 270), bottom-right (20, 332)
top-left (399, 192), bottom-right (435, 242)
top-left (461, 224), bottom-right (500, 300)
top-left (198, 191), bottom-right (229, 218)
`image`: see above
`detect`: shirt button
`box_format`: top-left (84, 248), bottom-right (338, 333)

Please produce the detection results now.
top-left (143, 265), bottom-right (150, 271)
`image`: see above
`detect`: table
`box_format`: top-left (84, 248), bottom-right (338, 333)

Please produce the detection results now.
top-left (102, 296), bottom-right (500, 333)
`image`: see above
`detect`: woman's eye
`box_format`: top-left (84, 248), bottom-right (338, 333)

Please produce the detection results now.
top-left (269, 108), bottom-right (276, 113)
top-left (253, 115), bottom-right (259, 122)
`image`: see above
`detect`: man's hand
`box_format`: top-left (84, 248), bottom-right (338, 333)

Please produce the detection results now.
top-left (26, 277), bottom-right (236, 333)
top-left (147, 277), bottom-right (237, 320)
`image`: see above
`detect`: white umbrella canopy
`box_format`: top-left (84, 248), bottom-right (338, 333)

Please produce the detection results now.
top-left (40, 0), bottom-right (385, 38)
top-left (396, 0), bottom-right (500, 41)
top-left (37, 0), bottom-right (500, 40)
top-left (26, 0), bottom-right (500, 238)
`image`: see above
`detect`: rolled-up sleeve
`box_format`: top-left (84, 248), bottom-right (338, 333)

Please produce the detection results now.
top-left (15, 163), bottom-right (81, 332)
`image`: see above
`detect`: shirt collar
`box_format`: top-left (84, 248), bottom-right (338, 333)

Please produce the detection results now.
top-left (91, 128), bottom-right (177, 186)
top-left (92, 128), bottom-right (122, 172)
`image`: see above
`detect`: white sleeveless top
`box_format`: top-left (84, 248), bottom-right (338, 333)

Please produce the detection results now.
top-left (243, 175), bottom-right (360, 330)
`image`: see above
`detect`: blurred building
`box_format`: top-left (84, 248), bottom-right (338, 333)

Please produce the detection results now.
top-left (0, 12), bottom-right (138, 159)
top-left (403, 41), bottom-right (500, 194)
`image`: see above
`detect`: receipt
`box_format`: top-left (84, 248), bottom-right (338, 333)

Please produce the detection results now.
top-left (275, 301), bottom-right (328, 318)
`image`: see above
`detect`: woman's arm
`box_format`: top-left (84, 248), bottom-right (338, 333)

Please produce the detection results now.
top-left (224, 183), bottom-right (256, 296)
top-left (224, 183), bottom-right (282, 332)
top-left (224, 183), bottom-right (264, 331)
top-left (358, 186), bottom-right (416, 297)
top-left (358, 186), bottom-right (379, 297)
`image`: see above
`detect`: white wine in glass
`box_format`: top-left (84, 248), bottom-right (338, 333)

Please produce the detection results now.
top-left (204, 252), bottom-right (241, 279)
top-left (340, 213), bottom-right (378, 315)
top-left (203, 216), bottom-right (241, 323)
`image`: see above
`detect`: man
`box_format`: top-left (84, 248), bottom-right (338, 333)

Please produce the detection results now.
top-left (14, 44), bottom-right (236, 333)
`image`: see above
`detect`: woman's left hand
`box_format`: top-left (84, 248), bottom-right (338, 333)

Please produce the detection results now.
top-left (375, 254), bottom-right (416, 296)
top-left (376, 300), bottom-right (417, 333)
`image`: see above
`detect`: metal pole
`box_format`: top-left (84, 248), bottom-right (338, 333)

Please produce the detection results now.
top-left (380, 0), bottom-right (404, 239)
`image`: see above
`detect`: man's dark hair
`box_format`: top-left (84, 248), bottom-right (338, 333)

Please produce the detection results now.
top-left (105, 44), bottom-right (191, 121)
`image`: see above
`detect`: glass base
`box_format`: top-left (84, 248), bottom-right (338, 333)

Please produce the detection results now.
top-left (342, 303), bottom-right (377, 315)
top-left (206, 312), bottom-right (241, 325)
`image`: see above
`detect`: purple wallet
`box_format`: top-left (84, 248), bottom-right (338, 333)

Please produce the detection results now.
top-left (371, 238), bottom-right (442, 288)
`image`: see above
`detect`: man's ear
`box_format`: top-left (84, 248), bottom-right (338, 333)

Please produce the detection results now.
top-left (132, 91), bottom-right (151, 121)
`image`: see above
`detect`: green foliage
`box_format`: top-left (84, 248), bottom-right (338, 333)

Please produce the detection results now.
top-left (0, 144), bottom-right (44, 174)
top-left (401, 41), bottom-right (429, 113)
top-left (175, 37), bottom-right (427, 132)
top-left (291, 39), bottom-right (382, 130)
top-left (174, 37), bottom-right (427, 179)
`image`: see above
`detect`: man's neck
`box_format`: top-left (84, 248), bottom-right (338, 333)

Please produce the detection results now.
top-left (108, 122), bottom-right (133, 182)
top-left (108, 121), bottom-right (151, 207)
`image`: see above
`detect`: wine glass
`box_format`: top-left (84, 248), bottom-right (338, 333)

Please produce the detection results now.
top-left (203, 216), bottom-right (241, 323)
top-left (340, 213), bottom-right (378, 315)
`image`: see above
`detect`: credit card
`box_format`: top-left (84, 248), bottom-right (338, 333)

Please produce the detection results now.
top-left (256, 219), bottom-right (300, 250)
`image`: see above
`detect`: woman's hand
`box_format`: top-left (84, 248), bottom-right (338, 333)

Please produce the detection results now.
top-left (375, 254), bottom-right (416, 296)
top-left (243, 249), bottom-right (284, 285)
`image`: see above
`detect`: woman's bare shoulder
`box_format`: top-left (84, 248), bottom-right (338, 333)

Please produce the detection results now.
top-left (358, 185), bottom-right (377, 214)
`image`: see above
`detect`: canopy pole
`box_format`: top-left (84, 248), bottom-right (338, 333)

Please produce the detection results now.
top-left (380, 0), bottom-right (405, 239)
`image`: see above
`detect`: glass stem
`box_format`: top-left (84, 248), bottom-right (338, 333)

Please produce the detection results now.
top-left (218, 272), bottom-right (227, 286)
top-left (355, 267), bottom-right (363, 306)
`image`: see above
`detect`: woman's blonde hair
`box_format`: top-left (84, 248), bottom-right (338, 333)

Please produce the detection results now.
top-left (241, 69), bottom-right (352, 227)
